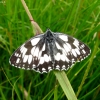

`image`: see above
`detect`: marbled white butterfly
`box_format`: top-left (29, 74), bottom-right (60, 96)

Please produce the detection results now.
top-left (9, 29), bottom-right (91, 73)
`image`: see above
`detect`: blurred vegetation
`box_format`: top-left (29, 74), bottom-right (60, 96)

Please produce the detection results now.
top-left (0, 0), bottom-right (100, 100)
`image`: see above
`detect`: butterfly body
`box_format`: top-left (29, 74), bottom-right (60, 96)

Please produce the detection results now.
top-left (43, 30), bottom-right (56, 66)
top-left (9, 29), bottom-right (91, 73)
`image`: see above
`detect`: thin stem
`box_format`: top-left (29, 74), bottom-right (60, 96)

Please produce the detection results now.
top-left (21, 0), bottom-right (42, 35)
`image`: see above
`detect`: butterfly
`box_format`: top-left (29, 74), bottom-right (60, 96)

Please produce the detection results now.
top-left (9, 29), bottom-right (91, 73)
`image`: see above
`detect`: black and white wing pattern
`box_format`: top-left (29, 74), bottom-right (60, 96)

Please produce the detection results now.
top-left (9, 29), bottom-right (91, 73)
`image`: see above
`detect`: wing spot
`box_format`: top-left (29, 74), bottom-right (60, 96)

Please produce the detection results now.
top-left (55, 53), bottom-right (60, 61)
top-left (22, 64), bottom-right (25, 67)
top-left (65, 56), bottom-right (70, 62)
top-left (48, 66), bottom-right (52, 70)
top-left (75, 48), bottom-right (80, 55)
top-left (82, 49), bottom-right (86, 54)
top-left (39, 57), bottom-right (44, 64)
top-left (59, 35), bottom-right (68, 41)
top-left (18, 66), bottom-right (21, 68)
top-left (22, 67), bottom-right (25, 69)
top-left (63, 44), bottom-right (70, 52)
top-left (31, 47), bottom-right (35, 55)
top-left (55, 42), bottom-right (61, 49)
top-left (60, 54), bottom-right (66, 61)
top-left (15, 53), bottom-right (19, 57)
top-left (19, 54), bottom-right (21, 57)
top-left (34, 47), bottom-right (39, 57)
top-left (31, 38), bottom-right (40, 45)
top-left (20, 46), bottom-right (24, 53)
top-left (44, 54), bottom-right (49, 62)
top-left (32, 64), bottom-right (36, 68)
top-left (22, 47), bottom-right (27, 58)
top-left (42, 44), bottom-right (45, 51)
top-left (38, 51), bottom-right (42, 59)
top-left (72, 58), bottom-right (75, 63)
top-left (42, 68), bottom-right (46, 71)
top-left (28, 55), bottom-right (32, 64)
top-left (66, 43), bottom-right (71, 50)
top-left (72, 49), bottom-right (77, 57)
top-left (23, 55), bottom-right (28, 63)
top-left (55, 65), bottom-right (60, 70)
top-left (73, 39), bottom-right (79, 48)
top-left (16, 58), bottom-right (20, 63)
top-left (80, 44), bottom-right (85, 49)
top-left (48, 66), bottom-right (53, 72)
top-left (62, 65), bottom-right (66, 70)
top-left (27, 67), bottom-right (30, 70)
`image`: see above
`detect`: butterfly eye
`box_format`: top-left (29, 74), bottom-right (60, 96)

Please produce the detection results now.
top-left (9, 29), bottom-right (91, 73)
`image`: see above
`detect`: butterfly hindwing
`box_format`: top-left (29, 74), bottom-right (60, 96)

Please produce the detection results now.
top-left (33, 42), bottom-right (53, 73)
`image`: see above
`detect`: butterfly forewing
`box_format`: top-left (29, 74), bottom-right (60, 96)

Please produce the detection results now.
top-left (9, 34), bottom-right (53, 73)
top-left (9, 29), bottom-right (91, 73)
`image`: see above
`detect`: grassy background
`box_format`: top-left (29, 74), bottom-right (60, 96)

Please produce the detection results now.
top-left (0, 0), bottom-right (100, 100)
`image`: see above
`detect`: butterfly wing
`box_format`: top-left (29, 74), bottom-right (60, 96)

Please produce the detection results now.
top-left (53, 33), bottom-right (91, 70)
top-left (9, 34), bottom-right (53, 73)
top-left (9, 30), bottom-right (91, 73)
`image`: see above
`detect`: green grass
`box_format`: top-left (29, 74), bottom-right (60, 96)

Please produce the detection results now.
top-left (0, 0), bottom-right (100, 100)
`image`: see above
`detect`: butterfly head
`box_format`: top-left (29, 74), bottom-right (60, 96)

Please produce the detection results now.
top-left (44, 29), bottom-right (54, 43)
